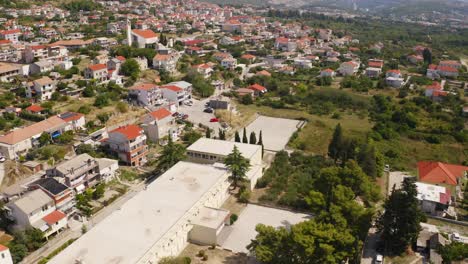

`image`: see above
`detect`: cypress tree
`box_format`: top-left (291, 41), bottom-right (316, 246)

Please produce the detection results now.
top-left (328, 123), bottom-right (343, 162)
top-left (205, 128), bottom-right (211, 138)
top-left (258, 130), bottom-right (264, 156)
top-left (235, 131), bottom-right (241, 142)
top-left (242, 128), bottom-right (248, 143)
top-left (219, 129), bottom-right (226, 140)
top-left (249, 131), bottom-right (257, 144)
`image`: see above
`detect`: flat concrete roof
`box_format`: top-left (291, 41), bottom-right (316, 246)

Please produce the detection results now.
top-left (49, 162), bottom-right (228, 264)
top-left (192, 207), bottom-right (229, 229)
top-left (187, 138), bottom-right (260, 160)
top-left (220, 204), bottom-right (310, 253)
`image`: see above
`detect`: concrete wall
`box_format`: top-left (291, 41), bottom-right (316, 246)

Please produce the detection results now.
top-left (189, 225), bottom-right (218, 245)
top-left (137, 171), bottom-right (230, 263)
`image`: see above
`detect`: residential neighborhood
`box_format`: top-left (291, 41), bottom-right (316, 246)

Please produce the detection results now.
top-left (0, 0), bottom-right (465, 263)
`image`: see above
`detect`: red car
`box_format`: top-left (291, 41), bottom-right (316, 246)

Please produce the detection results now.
top-left (172, 112), bottom-right (179, 117)
top-left (210, 118), bottom-right (219, 122)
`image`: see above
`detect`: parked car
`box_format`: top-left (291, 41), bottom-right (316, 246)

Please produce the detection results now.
top-left (451, 232), bottom-right (462, 242)
top-left (182, 114), bottom-right (189, 120)
top-left (184, 100), bottom-right (193, 106)
top-left (210, 118), bottom-right (219, 122)
top-left (172, 112), bottom-right (179, 117)
top-left (375, 254), bottom-right (383, 264)
top-left (204, 108), bottom-right (214, 113)
top-left (0, 156), bottom-right (5, 163)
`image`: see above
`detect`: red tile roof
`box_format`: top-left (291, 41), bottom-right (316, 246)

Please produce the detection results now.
top-left (428, 64), bottom-right (438, 70)
top-left (437, 65), bottom-right (458, 73)
top-left (387, 69), bottom-right (401, 74)
top-left (0, 29), bottom-right (21, 35)
top-left (132, 29), bottom-right (158, 39)
top-left (0, 244), bottom-right (8, 252)
top-left (241, 54), bottom-right (256, 60)
top-left (116, 56), bottom-right (126, 61)
top-left (162, 85), bottom-right (183, 92)
top-left (25, 105), bottom-right (44, 113)
top-left (368, 60), bottom-right (383, 68)
top-left (88, 64), bottom-right (107, 71)
top-left (59, 112), bottom-right (84, 122)
top-left (322, 68), bottom-right (334, 73)
top-left (426, 81), bottom-right (442, 90)
top-left (129, 83), bottom-right (158, 91)
top-left (418, 161), bottom-right (468, 186)
top-left (42, 210), bottom-right (66, 225)
top-left (248, 83), bottom-right (267, 92)
top-left (0, 39), bottom-right (11, 45)
top-left (149, 108), bottom-right (172, 120)
top-left (111, 125), bottom-right (143, 140)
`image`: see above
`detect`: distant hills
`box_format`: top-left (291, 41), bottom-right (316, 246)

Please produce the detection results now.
top-left (200, 0), bottom-right (468, 16)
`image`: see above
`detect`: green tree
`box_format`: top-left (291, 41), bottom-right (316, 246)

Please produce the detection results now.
top-left (377, 177), bottom-right (425, 255)
top-left (94, 95), bottom-right (109, 107)
top-left (156, 138), bottom-right (186, 173)
top-left (234, 131), bottom-right (241, 142)
top-left (219, 129), bottom-right (226, 140)
top-left (224, 146), bottom-right (251, 189)
top-left (357, 143), bottom-right (378, 178)
top-left (38, 132), bottom-right (52, 146)
top-left (248, 220), bottom-right (356, 264)
top-left (328, 123), bottom-right (343, 163)
top-left (205, 128), bottom-right (211, 138)
top-left (93, 184), bottom-right (105, 200)
top-left (242, 128), bottom-right (248, 143)
top-left (120, 58), bottom-right (141, 80)
top-left (97, 112), bottom-right (110, 125)
top-left (249, 131), bottom-right (257, 144)
top-left (258, 130), bottom-right (264, 156)
top-left (438, 242), bottom-right (468, 263)
top-left (423, 48), bottom-right (432, 65)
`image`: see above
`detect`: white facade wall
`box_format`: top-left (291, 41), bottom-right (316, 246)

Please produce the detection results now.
top-left (0, 248), bottom-right (13, 264)
top-left (137, 172), bottom-right (230, 263)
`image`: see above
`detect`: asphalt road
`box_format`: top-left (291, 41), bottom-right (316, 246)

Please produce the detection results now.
top-left (178, 98), bottom-right (222, 131)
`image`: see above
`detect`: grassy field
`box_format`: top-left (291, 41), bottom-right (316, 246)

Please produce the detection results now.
top-left (235, 102), bottom-right (466, 170)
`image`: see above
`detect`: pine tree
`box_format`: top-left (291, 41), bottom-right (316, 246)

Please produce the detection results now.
top-left (423, 48), bottom-right (432, 65)
top-left (242, 128), bottom-right (248, 143)
top-left (235, 131), bottom-right (241, 142)
top-left (328, 124), bottom-right (343, 162)
top-left (205, 128), bottom-right (211, 138)
top-left (249, 131), bottom-right (257, 144)
top-left (358, 143), bottom-right (377, 177)
top-left (377, 177), bottom-right (425, 255)
top-left (219, 129), bottom-right (226, 140)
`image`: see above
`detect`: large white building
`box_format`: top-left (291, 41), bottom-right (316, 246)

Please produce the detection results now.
top-left (186, 138), bottom-right (263, 190)
top-left (49, 161), bottom-right (232, 264)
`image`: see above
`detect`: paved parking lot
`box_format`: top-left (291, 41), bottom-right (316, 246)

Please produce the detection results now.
top-left (219, 204), bottom-right (310, 253)
top-left (178, 98), bottom-right (222, 131)
top-left (241, 116), bottom-right (303, 151)
top-left (388, 171), bottom-right (414, 195)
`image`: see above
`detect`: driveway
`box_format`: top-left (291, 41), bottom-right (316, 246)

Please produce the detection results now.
top-left (239, 116), bottom-right (303, 151)
top-left (219, 204), bottom-right (310, 253)
top-left (361, 227), bottom-right (380, 264)
top-left (178, 98), bottom-right (222, 131)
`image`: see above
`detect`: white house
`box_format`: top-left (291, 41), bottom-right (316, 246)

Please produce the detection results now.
top-left (160, 81), bottom-right (192, 105)
top-left (338, 61), bottom-right (360, 76)
top-left (0, 245), bottom-right (13, 264)
top-left (128, 83), bottom-right (163, 106)
top-left (140, 108), bottom-right (177, 143)
top-left (26, 76), bottom-right (56, 101)
top-left (6, 189), bottom-right (68, 239)
top-left (385, 69), bottom-right (404, 88)
top-left (320, 68), bottom-right (336, 78)
top-left (131, 29), bottom-right (158, 48)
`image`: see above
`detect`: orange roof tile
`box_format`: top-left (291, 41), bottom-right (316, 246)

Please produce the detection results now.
top-left (149, 108), bottom-right (172, 120)
top-left (129, 83), bottom-right (159, 91)
top-left (0, 244), bottom-right (8, 252)
top-left (88, 64), bottom-right (107, 71)
top-left (161, 85), bottom-right (183, 92)
top-left (111, 125), bottom-right (143, 140)
top-left (42, 210), bottom-right (66, 225)
top-left (25, 105), bottom-right (44, 113)
top-left (248, 83), bottom-right (266, 92)
top-left (132, 29), bottom-right (158, 39)
top-left (418, 161), bottom-right (468, 186)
